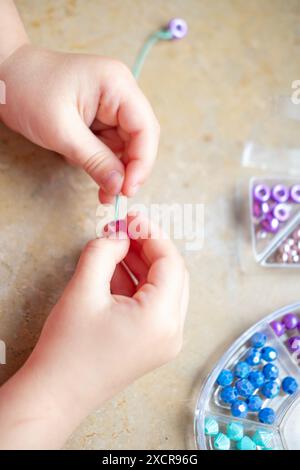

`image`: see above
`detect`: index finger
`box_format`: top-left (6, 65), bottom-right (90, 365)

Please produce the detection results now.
top-left (127, 213), bottom-right (186, 304)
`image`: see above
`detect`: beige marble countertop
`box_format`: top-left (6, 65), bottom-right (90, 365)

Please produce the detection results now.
top-left (0, 0), bottom-right (300, 450)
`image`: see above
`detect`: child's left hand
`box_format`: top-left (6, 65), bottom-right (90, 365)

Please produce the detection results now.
top-left (0, 45), bottom-right (160, 201)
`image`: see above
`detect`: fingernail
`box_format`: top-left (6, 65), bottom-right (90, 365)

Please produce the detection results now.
top-left (102, 171), bottom-right (124, 195)
top-left (130, 182), bottom-right (141, 196)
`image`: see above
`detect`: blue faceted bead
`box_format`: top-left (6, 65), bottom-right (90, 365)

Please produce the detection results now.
top-left (248, 370), bottom-right (265, 389)
top-left (217, 369), bottom-right (233, 387)
top-left (234, 361), bottom-right (250, 379)
top-left (261, 380), bottom-right (280, 399)
top-left (246, 348), bottom-right (261, 366)
top-left (220, 386), bottom-right (238, 404)
top-left (231, 399), bottom-right (248, 418)
top-left (236, 379), bottom-right (255, 398)
top-left (247, 395), bottom-right (263, 412)
top-left (263, 363), bottom-right (279, 381)
top-left (282, 376), bottom-right (298, 395)
top-left (258, 407), bottom-right (276, 425)
top-left (251, 332), bottom-right (267, 349)
top-left (261, 346), bottom-right (277, 362)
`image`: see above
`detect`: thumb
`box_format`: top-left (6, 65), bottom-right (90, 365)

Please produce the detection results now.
top-left (71, 235), bottom-right (130, 302)
top-left (63, 116), bottom-right (125, 195)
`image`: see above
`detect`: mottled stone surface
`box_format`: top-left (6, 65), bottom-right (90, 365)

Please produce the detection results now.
top-left (0, 0), bottom-right (300, 450)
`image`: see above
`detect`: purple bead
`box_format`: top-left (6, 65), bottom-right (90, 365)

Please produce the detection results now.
top-left (287, 336), bottom-right (300, 352)
top-left (261, 214), bottom-right (279, 233)
top-left (253, 201), bottom-right (262, 218)
top-left (167, 18), bottom-right (188, 39)
top-left (253, 184), bottom-right (271, 203)
top-left (290, 185), bottom-right (300, 203)
top-left (270, 320), bottom-right (285, 337)
top-left (283, 313), bottom-right (298, 330)
top-left (273, 203), bottom-right (290, 222)
top-left (271, 184), bottom-right (289, 203)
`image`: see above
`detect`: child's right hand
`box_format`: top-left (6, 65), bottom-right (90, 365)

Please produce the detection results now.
top-left (0, 214), bottom-right (189, 449)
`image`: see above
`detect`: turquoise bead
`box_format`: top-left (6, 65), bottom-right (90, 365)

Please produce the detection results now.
top-left (204, 417), bottom-right (219, 436)
top-left (252, 430), bottom-right (273, 449)
top-left (237, 436), bottom-right (256, 450)
top-left (226, 422), bottom-right (244, 441)
top-left (213, 432), bottom-right (230, 450)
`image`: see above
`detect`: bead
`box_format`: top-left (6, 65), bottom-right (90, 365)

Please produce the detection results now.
top-left (282, 313), bottom-right (298, 330)
top-left (290, 184), bottom-right (300, 203)
top-left (273, 203), bottom-right (290, 222)
top-left (234, 361), bottom-right (250, 379)
top-left (258, 407), bottom-right (276, 425)
top-left (220, 386), bottom-right (238, 404)
top-left (226, 422), bottom-right (244, 441)
top-left (253, 201), bottom-right (262, 218)
top-left (204, 417), bottom-right (219, 436)
top-left (261, 214), bottom-right (280, 234)
top-left (253, 184), bottom-right (270, 203)
top-left (237, 436), bottom-right (256, 450)
top-left (271, 184), bottom-right (289, 203)
top-left (252, 430), bottom-right (273, 449)
top-left (231, 399), bottom-right (248, 418)
top-left (287, 336), bottom-right (300, 352)
top-left (217, 369), bottom-right (233, 387)
top-left (246, 348), bottom-right (261, 366)
top-left (261, 380), bottom-right (280, 399)
top-left (270, 320), bottom-right (285, 337)
top-left (246, 395), bottom-right (263, 412)
top-left (263, 363), bottom-right (279, 381)
top-left (282, 376), bottom-right (298, 395)
top-left (213, 432), bottom-right (230, 450)
top-left (248, 370), bottom-right (265, 388)
top-left (261, 346), bottom-right (277, 362)
top-left (167, 18), bottom-right (188, 39)
top-left (251, 332), bottom-right (267, 349)
top-left (236, 379), bottom-right (255, 398)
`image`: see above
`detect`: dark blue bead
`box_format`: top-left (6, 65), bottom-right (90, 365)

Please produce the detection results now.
top-left (231, 399), bottom-right (248, 418)
top-left (217, 369), bottom-right (233, 387)
top-left (236, 379), bottom-right (255, 398)
top-left (246, 395), bottom-right (263, 412)
top-left (251, 332), bottom-right (267, 349)
top-left (261, 380), bottom-right (280, 398)
top-left (261, 346), bottom-right (277, 362)
top-left (248, 370), bottom-right (265, 389)
top-left (263, 363), bottom-right (279, 381)
top-left (234, 361), bottom-right (250, 379)
top-left (220, 386), bottom-right (238, 404)
top-left (246, 348), bottom-right (261, 366)
top-left (258, 407), bottom-right (276, 425)
top-left (282, 376), bottom-right (298, 395)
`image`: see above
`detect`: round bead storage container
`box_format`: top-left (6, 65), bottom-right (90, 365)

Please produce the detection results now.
top-left (194, 302), bottom-right (300, 450)
top-left (250, 177), bottom-right (300, 268)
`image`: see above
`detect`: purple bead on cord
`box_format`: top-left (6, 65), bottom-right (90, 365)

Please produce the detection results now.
top-left (273, 203), bottom-right (290, 222)
top-left (167, 18), bottom-right (188, 39)
top-left (271, 184), bottom-right (289, 203)
top-left (290, 185), bottom-right (300, 203)
top-left (287, 336), bottom-right (300, 353)
top-left (283, 313), bottom-right (298, 330)
top-left (270, 320), bottom-right (285, 337)
top-left (253, 184), bottom-right (271, 203)
top-left (261, 214), bottom-right (280, 233)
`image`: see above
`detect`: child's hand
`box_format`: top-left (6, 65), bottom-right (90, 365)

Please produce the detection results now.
top-left (0, 215), bottom-right (188, 449)
top-left (0, 45), bottom-right (160, 200)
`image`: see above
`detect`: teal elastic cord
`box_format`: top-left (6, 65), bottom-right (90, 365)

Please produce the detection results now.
top-left (114, 28), bottom-right (173, 221)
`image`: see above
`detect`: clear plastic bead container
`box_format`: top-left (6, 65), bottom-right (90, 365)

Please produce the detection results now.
top-left (239, 98), bottom-right (300, 269)
top-left (194, 302), bottom-right (300, 450)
